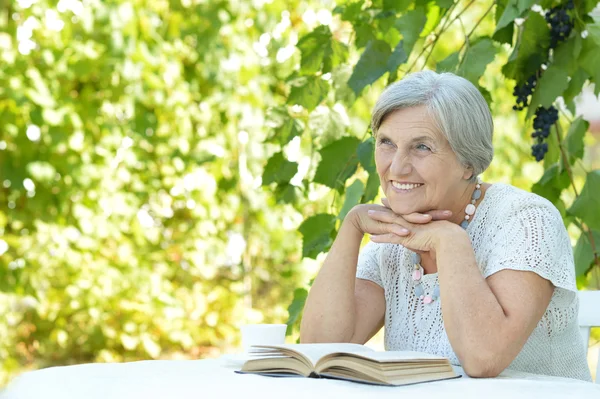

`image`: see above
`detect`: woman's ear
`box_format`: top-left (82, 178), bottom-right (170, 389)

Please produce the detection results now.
top-left (462, 165), bottom-right (474, 180)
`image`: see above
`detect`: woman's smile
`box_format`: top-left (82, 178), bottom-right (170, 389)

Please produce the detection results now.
top-left (389, 181), bottom-right (424, 194)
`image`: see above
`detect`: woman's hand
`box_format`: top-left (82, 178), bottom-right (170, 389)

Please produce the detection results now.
top-left (348, 200), bottom-right (453, 241)
top-left (365, 208), bottom-right (464, 255)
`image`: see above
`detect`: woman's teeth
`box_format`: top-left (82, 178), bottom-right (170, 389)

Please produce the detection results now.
top-left (391, 182), bottom-right (423, 190)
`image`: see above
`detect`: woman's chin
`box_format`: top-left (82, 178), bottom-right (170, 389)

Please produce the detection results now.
top-left (388, 204), bottom-right (419, 215)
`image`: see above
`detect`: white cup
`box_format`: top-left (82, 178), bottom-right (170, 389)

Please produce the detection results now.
top-left (240, 324), bottom-right (287, 352)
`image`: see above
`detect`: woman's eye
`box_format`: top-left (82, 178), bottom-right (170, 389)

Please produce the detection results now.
top-left (378, 138), bottom-right (394, 146)
top-left (416, 143), bottom-right (431, 151)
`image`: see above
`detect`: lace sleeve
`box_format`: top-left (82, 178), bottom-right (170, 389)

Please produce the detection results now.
top-left (355, 241), bottom-right (383, 287)
top-left (483, 197), bottom-right (577, 294)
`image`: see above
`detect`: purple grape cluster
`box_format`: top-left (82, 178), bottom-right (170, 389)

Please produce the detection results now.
top-left (545, 1), bottom-right (574, 49)
top-left (531, 106), bottom-right (558, 162)
top-left (512, 75), bottom-right (537, 110)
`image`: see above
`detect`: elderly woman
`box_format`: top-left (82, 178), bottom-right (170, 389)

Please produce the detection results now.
top-left (299, 71), bottom-right (592, 381)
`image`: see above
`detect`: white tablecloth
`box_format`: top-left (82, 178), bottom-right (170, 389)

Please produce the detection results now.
top-left (2, 355), bottom-right (599, 399)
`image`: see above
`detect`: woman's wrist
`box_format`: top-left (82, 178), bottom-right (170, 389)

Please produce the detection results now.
top-left (433, 221), bottom-right (469, 252)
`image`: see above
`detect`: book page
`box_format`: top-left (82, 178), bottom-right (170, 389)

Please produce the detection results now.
top-left (251, 343), bottom-right (373, 366)
top-left (342, 350), bottom-right (447, 363)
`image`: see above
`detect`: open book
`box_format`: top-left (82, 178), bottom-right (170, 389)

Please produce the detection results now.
top-left (238, 343), bottom-right (459, 386)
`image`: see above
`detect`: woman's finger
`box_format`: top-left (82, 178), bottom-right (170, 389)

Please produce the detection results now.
top-left (367, 209), bottom-right (407, 226)
top-left (379, 198), bottom-right (451, 221)
top-left (402, 213), bottom-right (433, 224)
top-left (427, 210), bottom-right (453, 220)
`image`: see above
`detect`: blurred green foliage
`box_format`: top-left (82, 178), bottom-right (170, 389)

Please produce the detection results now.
top-left (1, 0), bottom-right (599, 387)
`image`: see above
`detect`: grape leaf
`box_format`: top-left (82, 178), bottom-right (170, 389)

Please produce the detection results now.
top-left (494, 0), bottom-right (536, 33)
top-left (435, 0), bottom-right (454, 8)
top-left (348, 40), bottom-right (392, 95)
top-left (531, 163), bottom-right (570, 205)
top-left (362, 171), bottom-right (381, 203)
top-left (339, 179), bottom-right (365, 220)
top-left (314, 136), bottom-right (361, 191)
top-left (563, 68), bottom-right (589, 105)
top-left (394, 9), bottom-right (427, 56)
top-left (457, 37), bottom-right (498, 85)
top-left (493, 0), bottom-right (515, 44)
top-left (527, 65), bottom-right (569, 115)
top-left (297, 26), bottom-right (332, 75)
top-left (502, 12), bottom-right (550, 82)
top-left (579, 23), bottom-right (600, 96)
top-left (573, 230), bottom-right (600, 277)
top-left (298, 213), bottom-right (337, 259)
top-left (262, 152), bottom-right (298, 185)
top-left (568, 170), bottom-right (600, 231)
top-left (387, 40), bottom-right (408, 82)
top-left (296, 26), bottom-right (348, 75)
top-left (436, 51), bottom-right (459, 73)
top-left (279, 117), bottom-right (304, 146)
top-left (565, 117), bottom-right (589, 162)
top-left (286, 287), bottom-right (308, 334)
top-left (275, 182), bottom-right (300, 204)
top-left (287, 77), bottom-right (330, 111)
top-left (357, 137), bottom-right (376, 173)
top-left (383, 0), bottom-right (411, 12)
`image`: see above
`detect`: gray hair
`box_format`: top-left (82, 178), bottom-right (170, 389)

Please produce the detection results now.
top-left (371, 70), bottom-right (494, 181)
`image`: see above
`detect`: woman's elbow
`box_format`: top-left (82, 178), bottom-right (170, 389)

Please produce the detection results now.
top-left (461, 355), bottom-right (504, 378)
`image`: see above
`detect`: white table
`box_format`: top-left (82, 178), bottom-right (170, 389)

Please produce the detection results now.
top-left (2, 356), bottom-right (599, 399)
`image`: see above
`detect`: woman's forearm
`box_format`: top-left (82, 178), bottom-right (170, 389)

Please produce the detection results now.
top-left (300, 217), bottom-right (365, 343)
top-left (435, 229), bottom-right (510, 376)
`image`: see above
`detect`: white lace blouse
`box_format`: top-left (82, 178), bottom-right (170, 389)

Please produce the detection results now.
top-left (356, 183), bottom-right (592, 381)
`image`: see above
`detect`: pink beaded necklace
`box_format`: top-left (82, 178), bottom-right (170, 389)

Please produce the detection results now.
top-left (411, 177), bottom-right (482, 305)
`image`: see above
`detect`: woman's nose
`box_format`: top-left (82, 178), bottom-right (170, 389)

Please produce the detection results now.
top-left (390, 151), bottom-right (412, 176)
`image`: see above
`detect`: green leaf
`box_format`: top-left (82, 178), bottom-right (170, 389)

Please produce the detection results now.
top-left (394, 9), bottom-right (427, 56)
top-left (421, 3), bottom-right (442, 38)
top-left (543, 124), bottom-right (560, 168)
top-left (457, 38), bottom-right (498, 84)
top-left (357, 137), bottom-right (376, 173)
top-left (565, 117), bottom-right (589, 162)
top-left (325, 39), bottom-right (349, 73)
top-left (276, 117), bottom-right (304, 146)
top-left (275, 183), bottom-right (300, 204)
top-left (348, 40), bottom-right (392, 95)
top-left (296, 26), bottom-right (331, 75)
top-left (295, 25), bottom-right (348, 74)
top-left (563, 68), bottom-right (589, 105)
top-left (387, 40), bottom-right (408, 82)
top-left (502, 12), bottom-right (550, 82)
top-left (383, 0), bottom-right (411, 12)
top-left (298, 214), bottom-right (337, 259)
top-left (287, 77), bottom-right (330, 111)
top-left (493, 0), bottom-right (515, 44)
top-left (527, 65), bottom-right (569, 114)
top-left (494, 0), bottom-right (536, 33)
top-left (568, 170), bottom-right (600, 231)
top-left (531, 163), bottom-right (570, 205)
top-left (262, 152), bottom-right (298, 185)
top-left (579, 25), bottom-right (600, 96)
top-left (314, 136), bottom-right (361, 191)
top-left (286, 287), bottom-right (308, 334)
top-left (552, 36), bottom-right (581, 74)
top-left (436, 51), bottom-right (459, 73)
top-left (574, 230), bottom-right (600, 277)
top-left (338, 1), bottom-right (365, 22)
top-left (339, 179), bottom-right (365, 220)
top-left (362, 171), bottom-right (381, 202)
top-left (435, 0), bottom-right (454, 8)
top-left (355, 24), bottom-right (376, 49)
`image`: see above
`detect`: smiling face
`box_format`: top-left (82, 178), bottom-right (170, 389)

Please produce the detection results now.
top-left (375, 105), bottom-right (473, 216)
